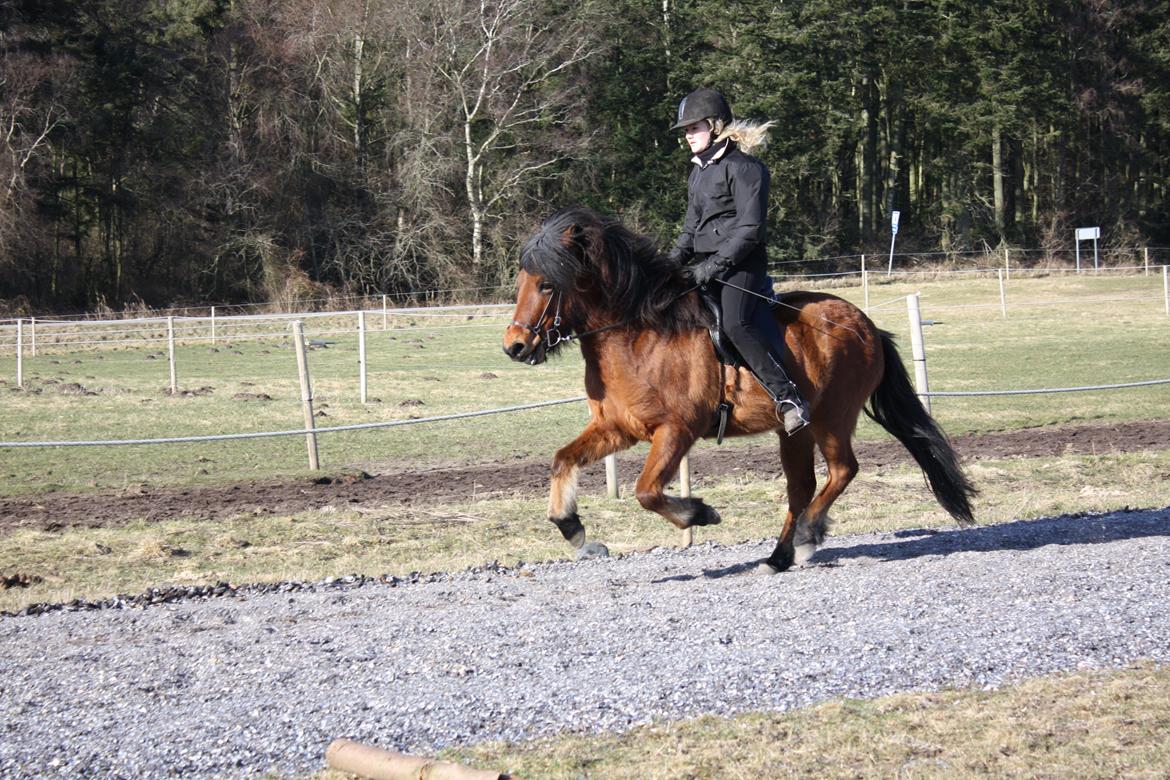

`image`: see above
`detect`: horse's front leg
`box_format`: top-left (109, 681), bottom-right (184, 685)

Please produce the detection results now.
top-left (635, 426), bottom-right (721, 529)
top-left (548, 421), bottom-right (635, 549)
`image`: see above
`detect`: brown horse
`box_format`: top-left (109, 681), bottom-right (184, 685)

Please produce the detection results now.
top-left (502, 206), bottom-right (975, 572)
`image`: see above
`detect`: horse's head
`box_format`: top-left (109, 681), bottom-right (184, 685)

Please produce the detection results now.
top-left (503, 268), bottom-right (565, 364)
top-left (503, 206), bottom-right (700, 364)
top-left (503, 207), bottom-right (602, 364)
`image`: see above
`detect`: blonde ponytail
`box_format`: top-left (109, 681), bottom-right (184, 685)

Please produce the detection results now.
top-left (715, 119), bottom-right (776, 155)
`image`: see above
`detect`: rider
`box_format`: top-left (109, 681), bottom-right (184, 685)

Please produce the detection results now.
top-left (668, 87), bottom-right (811, 435)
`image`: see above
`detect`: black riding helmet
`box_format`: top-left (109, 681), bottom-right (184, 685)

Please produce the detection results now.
top-left (671, 88), bottom-right (733, 131)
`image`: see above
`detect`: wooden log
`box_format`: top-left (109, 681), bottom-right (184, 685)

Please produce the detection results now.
top-left (325, 738), bottom-right (516, 780)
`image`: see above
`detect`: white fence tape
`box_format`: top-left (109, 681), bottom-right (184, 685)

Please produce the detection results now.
top-left (0, 397), bottom-right (588, 448)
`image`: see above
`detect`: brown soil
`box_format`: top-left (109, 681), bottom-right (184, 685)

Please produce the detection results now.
top-left (2, 419), bottom-right (1168, 536)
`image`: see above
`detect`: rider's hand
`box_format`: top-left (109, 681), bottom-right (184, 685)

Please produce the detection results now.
top-left (689, 257), bottom-right (723, 285)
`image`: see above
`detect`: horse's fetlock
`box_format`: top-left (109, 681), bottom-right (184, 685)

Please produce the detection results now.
top-left (687, 500), bottom-right (722, 527)
top-left (549, 512), bottom-right (586, 548)
top-left (634, 488), bottom-right (663, 513)
top-left (793, 520), bottom-right (822, 548)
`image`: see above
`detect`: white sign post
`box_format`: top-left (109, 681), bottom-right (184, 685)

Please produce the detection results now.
top-left (886, 210), bottom-right (901, 276)
top-left (1075, 226), bottom-right (1100, 273)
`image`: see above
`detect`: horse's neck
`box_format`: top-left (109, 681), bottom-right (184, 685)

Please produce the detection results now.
top-left (582, 324), bottom-right (710, 381)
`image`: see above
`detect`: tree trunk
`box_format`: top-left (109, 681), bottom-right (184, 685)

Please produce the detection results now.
top-left (465, 119), bottom-right (483, 267)
top-left (352, 25), bottom-right (367, 180)
top-left (992, 121), bottom-right (1006, 242)
top-left (859, 71), bottom-right (879, 239)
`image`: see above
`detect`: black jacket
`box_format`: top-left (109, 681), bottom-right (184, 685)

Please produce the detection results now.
top-left (673, 140), bottom-right (770, 275)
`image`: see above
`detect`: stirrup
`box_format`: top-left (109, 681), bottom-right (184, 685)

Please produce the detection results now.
top-left (776, 398), bottom-right (810, 435)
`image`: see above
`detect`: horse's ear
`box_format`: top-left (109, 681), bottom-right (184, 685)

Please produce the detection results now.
top-left (559, 223), bottom-right (589, 252)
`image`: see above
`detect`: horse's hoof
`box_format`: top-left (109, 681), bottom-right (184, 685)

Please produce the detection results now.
top-left (577, 541), bottom-right (609, 560)
top-left (550, 514), bottom-right (586, 549)
top-left (753, 561), bottom-right (781, 576)
top-left (689, 505), bottom-right (722, 527)
top-left (794, 543), bottom-right (818, 566)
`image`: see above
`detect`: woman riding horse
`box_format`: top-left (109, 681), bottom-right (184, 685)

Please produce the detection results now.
top-left (503, 207), bottom-right (976, 573)
top-left (670, 87), bottom-right (810, 435)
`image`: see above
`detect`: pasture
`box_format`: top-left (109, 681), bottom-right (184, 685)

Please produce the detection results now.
top-left (1, 270), bottom-right (1168, 777)
top-left (0, 270), bottom-right (1167, 611)
top-left (1, 270), bottom-right (1167, 497)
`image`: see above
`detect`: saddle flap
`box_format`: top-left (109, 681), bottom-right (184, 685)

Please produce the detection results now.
top-left (700, 292), bottom-right (741, 367)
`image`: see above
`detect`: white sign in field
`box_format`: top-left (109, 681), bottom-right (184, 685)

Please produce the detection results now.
top-left (1074, 226), bottom-right (1101, 272)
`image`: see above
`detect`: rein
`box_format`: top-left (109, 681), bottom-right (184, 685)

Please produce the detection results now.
top-left (513, 285), bottom-right (702, 348)
top-left (714, 279), bottom-right (866, 343)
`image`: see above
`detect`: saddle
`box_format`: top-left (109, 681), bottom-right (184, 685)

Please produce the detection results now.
top-left (699, 279), bottom-right (789, 443)
top-left (700, 277), bottom-right (787, 368)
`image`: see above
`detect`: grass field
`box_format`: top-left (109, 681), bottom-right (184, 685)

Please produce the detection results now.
top-left (1, 271), bottom-right (1167, 497)
top-left (1, 270), bottom-right (1167, 611)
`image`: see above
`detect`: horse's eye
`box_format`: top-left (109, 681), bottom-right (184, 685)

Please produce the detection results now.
top-left (538, 282), bottom-right (554, 294)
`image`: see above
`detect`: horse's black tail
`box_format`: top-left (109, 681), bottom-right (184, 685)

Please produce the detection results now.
top-left (865, 330), bottom-right (977, 525)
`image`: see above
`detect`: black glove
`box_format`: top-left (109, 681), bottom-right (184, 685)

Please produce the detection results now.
top-left (666, 247), bottom-right (691, 268)
top-left (688, 256), bottom-right (725, 285)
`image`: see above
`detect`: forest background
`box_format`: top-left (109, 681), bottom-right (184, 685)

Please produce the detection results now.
top-left (2, 0), bottom-right (1168, 313)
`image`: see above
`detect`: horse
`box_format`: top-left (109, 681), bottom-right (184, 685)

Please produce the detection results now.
top-left (502, 206), bottom-right (976, 572)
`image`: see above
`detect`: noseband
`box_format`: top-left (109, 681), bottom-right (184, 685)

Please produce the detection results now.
top-left (511, 287), bottom-right (565, 349)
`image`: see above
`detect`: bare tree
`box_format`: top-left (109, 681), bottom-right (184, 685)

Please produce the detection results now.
top-left (408, 0), bottom-right (598, 272)
top-left (0, 50), bottom-right (67, 269)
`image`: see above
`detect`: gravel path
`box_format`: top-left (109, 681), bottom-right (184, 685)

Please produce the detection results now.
top-left (3, 506), bottom-right (1169, 779)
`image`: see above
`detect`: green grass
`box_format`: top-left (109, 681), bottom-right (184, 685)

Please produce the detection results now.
top-left (0, 272), bottom-right (1167, 497)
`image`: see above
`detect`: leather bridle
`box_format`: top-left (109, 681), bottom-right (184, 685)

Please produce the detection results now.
top-left (511, 286), bottom-right (565, 349)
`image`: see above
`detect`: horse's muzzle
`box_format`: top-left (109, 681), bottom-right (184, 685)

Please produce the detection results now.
top-left (502, 327), bottom-right (546, 365)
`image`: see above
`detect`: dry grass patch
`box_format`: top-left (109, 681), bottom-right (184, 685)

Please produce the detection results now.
top-left (2, 450), bottom-right (1168, 613)
top-left (304, 665), bottom-right (1170, 779)
top-left (438, 664), bottom-right (1170, 779)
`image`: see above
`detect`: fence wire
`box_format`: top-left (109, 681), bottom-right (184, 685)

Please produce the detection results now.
top-left (3, 377), bottom-right (1169, 449)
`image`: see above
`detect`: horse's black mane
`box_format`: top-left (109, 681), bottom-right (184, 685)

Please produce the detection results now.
top-left (520, 206), bottom-right (707, 333)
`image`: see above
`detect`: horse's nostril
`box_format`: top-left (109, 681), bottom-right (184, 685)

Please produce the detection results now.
top-left (505, 341), bottom-right (526, 359)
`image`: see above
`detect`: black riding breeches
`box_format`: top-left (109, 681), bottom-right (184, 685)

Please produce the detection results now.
top-left (717, 268), bottom-right (794, 396)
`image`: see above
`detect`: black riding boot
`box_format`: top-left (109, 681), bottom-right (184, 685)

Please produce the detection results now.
top-left (757, 354), bottom-right (811, 435)
top-left (719, 270), bottom-right (811, 435)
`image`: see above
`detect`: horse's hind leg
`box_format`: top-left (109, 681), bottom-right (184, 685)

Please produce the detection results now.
top-left (635, 426), bottom-right (719, 529)
top-left (548, 421), bottom-right (634, 548)
top-left (761, 430), bottom-right (818, 573)
top-left (792, 427), bottom-right (859, 564)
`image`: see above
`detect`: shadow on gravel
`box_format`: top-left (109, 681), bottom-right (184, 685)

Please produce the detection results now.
top-left (813, 507), bottom-right (1170, 566)
top-left (658, 508), bottom-right (1170, 583)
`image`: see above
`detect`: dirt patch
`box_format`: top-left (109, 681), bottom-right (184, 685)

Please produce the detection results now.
top-left (2, 420), bottom-right (1168, 536)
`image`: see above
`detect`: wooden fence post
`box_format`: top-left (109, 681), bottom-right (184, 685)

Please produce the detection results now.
top-left (680, 453), bottom-right (693, 547)
top-left (15, 318), bottom-right (23, 388)
top-left (861, 254), bottom-right (869, 311)
top-left (167, 316), bottom-right (177, 395)
top-left (907, 294), bottom-right (931, 413)
top-left (292, 320), bottom-right (320, 470)
top-left (998, 269), bottom-right (1007, 319)
top-left (29, 317), bottom-right (36, 357)
top-left (358, 310), bottom-right (368, 404)
top-left (1163, 265), bottom-right (1169, 316)
top-left (210, 306), bottom-right (216, 345)
top-left (605, 453), bottom-right (619, 499)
